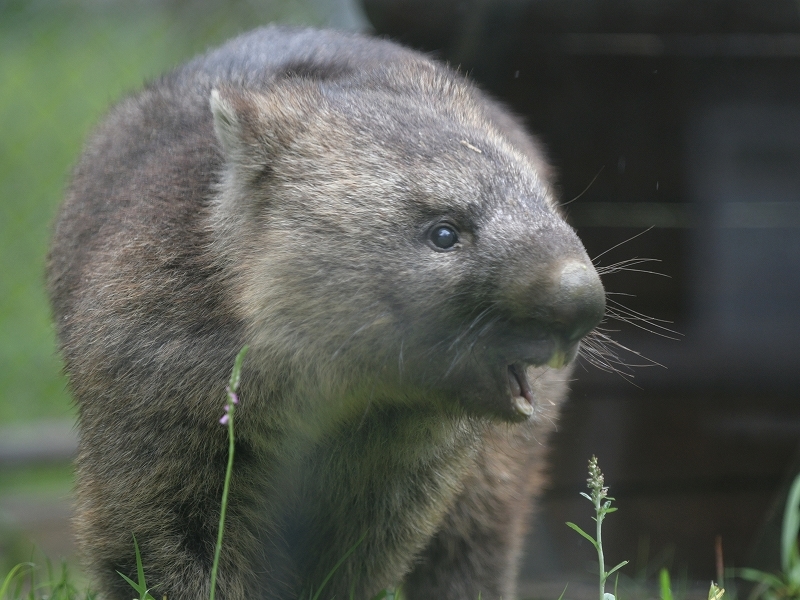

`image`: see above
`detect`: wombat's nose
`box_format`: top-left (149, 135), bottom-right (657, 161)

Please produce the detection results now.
top-left (550, 260), bottom-right (605, 344)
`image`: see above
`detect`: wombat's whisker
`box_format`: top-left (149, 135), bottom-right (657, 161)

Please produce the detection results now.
top-left (584, 330), bottom-right (666, 369)
top-left (596, 258), bottom-right (669, 281)
top-left (591, 226), bottom-right (655, 264)
top-left (440, 311), bottom-right (502, 384)
top-left (463, 315), bottom-right (501, 362)
top-left (606, 297), bottom-right (677, 326)
top-left (439, 305), bottom-right (499, 374)
top-left (559, 165), bottom-right (605, 207)
top-left (578, 337), bottom-right (630, 373)
top-left (331, 318), bottom-right (379, 360)
top-left (607, 266), bottom-right (670, 278)
top-left (446, 305), bottom-right (496, 353)
top-left (581, 334), bottom-right (638, 373)
top-left (604, 301), bottom-right (680, 339)
top-left (596, 257), bottom-right (662, 274)
top-left (475, 314), bottom-right (501, 339)
top-left (604, 310), bottom-right (678, 340)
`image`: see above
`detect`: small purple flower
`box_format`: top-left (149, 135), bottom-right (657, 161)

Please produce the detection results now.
top-left (220, 387), bottom-right (238, 426)
top-left (219, 346), bottom-right (247, 426)
top-left (226, 385), bottom-right (239, 404)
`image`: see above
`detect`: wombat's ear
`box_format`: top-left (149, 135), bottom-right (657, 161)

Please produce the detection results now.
top-left (210, 85), bottom-right (314, 175)
top-left (210, 88), bottom-right (245, 159)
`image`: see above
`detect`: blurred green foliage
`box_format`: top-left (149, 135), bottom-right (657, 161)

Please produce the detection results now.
top-left (0, 463), bottom-right (73, 497)
top-left (0, 0), bottom-right (345, 424)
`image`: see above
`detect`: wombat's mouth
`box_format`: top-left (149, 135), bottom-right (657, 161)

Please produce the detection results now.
top-left (508, 363), bottom-right (535, 417)
top-left (506, 342), bottom-right (581, 418)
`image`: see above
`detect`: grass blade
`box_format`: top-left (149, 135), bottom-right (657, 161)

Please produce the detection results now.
top-left (659, 568), bottom-right (673, 600)
top-left (781, 473), bottom-right (800, 576)
top-left (566, 522), bottom-right (599, 550)
top-left (606, 561), bottom-right (629, 579)
top-left (310, 530), bottom-right (368, 600)
top-left (1, 563), bottom-right (35, 599)
top-left (733, 567), bottom-right (785, 589)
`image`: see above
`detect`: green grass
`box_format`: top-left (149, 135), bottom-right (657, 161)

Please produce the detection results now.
top-left (730, 473), bottom-right (800, 600)
top-left (0, 464), bottom-right (73, 497)
top-left (0, 8), bottom-right (179, 424)
top-left (0, 557), bottom-right (93, 600)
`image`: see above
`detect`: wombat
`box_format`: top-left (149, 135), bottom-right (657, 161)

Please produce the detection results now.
top-left (47, 26), bottom-right (605, 600)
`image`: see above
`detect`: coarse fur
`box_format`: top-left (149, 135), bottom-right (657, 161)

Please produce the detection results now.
top-left (48, 26), bottom-right (604, 600)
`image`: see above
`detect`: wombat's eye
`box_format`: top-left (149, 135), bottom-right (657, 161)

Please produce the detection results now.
top-left (430, 225), bottom-right (459, 250)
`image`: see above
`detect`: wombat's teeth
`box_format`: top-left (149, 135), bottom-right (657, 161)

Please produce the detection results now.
top-left (513, 395), bottom-right (535, 417)
top-left (508, 364), bottom-right (535, 416)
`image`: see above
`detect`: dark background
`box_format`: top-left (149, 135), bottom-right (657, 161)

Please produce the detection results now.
top-left (361, 0), bottom-right (800, 589)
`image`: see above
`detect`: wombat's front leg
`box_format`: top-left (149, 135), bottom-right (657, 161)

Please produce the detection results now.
top-left (402, 430), bottom-right (550, 600)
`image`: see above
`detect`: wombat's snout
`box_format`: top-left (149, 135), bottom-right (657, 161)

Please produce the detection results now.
top-left (501, 257), bottom-right (605, 418)
top-left (500, 257), bottom-right (605, 369)
top-left (550, 260), bottom-right (606, 345)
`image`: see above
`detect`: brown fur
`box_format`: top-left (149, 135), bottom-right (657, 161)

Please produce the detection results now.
top-left (47, 26), bottom-right (603, 600)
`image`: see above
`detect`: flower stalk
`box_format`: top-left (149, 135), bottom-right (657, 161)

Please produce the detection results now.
top-left (209, 346), bottom-right (248, 600)
top-left (566, 456), bottom-right (628, 600)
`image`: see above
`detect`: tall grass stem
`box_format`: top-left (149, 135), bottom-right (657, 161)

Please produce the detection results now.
top-left (209, 346), bottom-right (248, 600)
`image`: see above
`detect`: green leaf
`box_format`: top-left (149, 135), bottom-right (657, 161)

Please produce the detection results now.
top-left (788, 562), bottom-right (800, 588)
top-left (134, 536), bottom-right (148, 594)
top-left (565, 522), bottom-right (599, 550)
top-left (117, 571), bottom-right (156, 600)
top-left (116, 535), bottom-right (157, 600)
top-left (556, 584), bottom-right (569, 600)
top-left (116, 572), bottom-right (143, 593)
top-left (606, 561), bottom-right (628, 580)
top-left (1, 563), bottom-right (35, 599)
top-left (659, 568), bottom-right (673, 600)
top-left (733, 567), bottom-right (785, 589)
top-left (310, 530), bottom-right (369, 600)
top-left (781, 472), bottom-right (800, 578)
